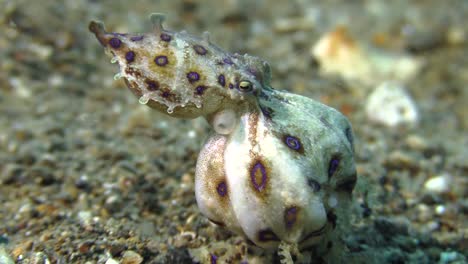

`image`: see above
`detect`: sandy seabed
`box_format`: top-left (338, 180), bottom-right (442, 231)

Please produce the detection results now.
top-left (0, 0), bottom-right (466, 263)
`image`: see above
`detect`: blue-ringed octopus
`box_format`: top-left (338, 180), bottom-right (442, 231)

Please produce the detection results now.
top-left (89, 13), bottom-right (357, 262)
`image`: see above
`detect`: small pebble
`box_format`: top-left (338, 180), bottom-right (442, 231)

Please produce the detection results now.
top-left (1, 165), bottom-right (25, 185)
top-left (384, 150), bottom-right (419, 172)
top-left (273, 17), bottom-right (314, 33)
top-left (106, 258), bottom-right (120, 264)
top-left (447, 27), bottom-right (466, 45)
top-left (405, 135), bottom-right (429, 151)
top-left (121, 250), bottom-right (143, 264)
top-left (108, 243), bottom-right (126, 257)
top-left (424, 174), bottom-right (451, 194)
top-left (374, 217), bottom-right (409, 237)
top-left (29, 167), bottom-right (58, 186)
top-left (421, 221), bottom-right (439, 233)
top-left (0, 247), bottom-right (14, 264)
top-left (435, 205), bottom-right (445, 215)
top-left (403, 28), bottom-right (445, 53)
top-left (78, 241), bottom-right (94, 254)
top-left (30, 252), bottom-right (50, 264)
top-left (77, 211), bottom-right (93, 225)
top-left (74, 174), bottom-right (91, 190)
top-left (439, 251), bottom-right (466, 263)
top-left (366, 82), bottom-right (419, 127)
top-left (0, 235), bottom-right (8, 244)
top-left (105, 195), bottom-right (124, 213)
top-left (416, 204), bottom-right (432, 222)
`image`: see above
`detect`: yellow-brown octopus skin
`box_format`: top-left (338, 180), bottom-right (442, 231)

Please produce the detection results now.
top-left (89, 13), bottom-right (357, 256)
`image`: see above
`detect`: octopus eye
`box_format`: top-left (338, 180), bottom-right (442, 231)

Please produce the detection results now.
top-left (238, 80), bottom-right (253, 92)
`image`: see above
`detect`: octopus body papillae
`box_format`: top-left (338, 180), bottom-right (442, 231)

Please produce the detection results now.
top-left (90, 14), bottom-right (357, 259)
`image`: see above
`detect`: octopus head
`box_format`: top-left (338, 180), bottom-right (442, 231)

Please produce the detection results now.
top-left (89, 14), bottom-right (271, 119)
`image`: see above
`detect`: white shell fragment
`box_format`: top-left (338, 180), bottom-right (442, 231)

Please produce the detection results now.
top-left (312, 27), bottom-right (423, 86)
top-left (366, 82), bottom-right (419, 127)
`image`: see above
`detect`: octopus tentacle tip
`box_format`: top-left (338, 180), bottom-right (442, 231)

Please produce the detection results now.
top-left (88, 21), bottom-right (108, 46)
top-left (88, 21), bottom-right (105, 35)
top-left (150, 13), bottom-right (166, 33)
